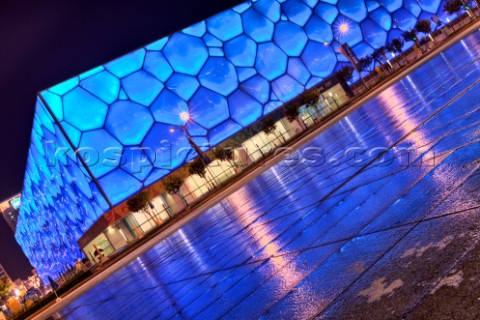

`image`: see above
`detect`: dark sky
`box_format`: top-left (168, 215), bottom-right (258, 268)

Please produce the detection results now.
top-left (0, 0), bottom-right (243, 277)
top-left (0, 216), bottom-right (32, 280)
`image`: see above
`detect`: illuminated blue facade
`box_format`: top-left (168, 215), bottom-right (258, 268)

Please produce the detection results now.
top-left (17, 0), bottom-right (454, 280)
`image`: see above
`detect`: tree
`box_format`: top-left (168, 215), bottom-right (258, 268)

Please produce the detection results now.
top-left (402, 29), bottom-right (423, 53)
top-left (301, 88), bottom-right (320, 107)
top-left (283, 103), bottom-right (300, 122)
top-left (334, 65), bottom-right (355, 97)
top-left (335, 65), bottom-right (354, 83)
top-left (163, 174), bottom-right (183, 195)
top-left (282, 103), bottom-right (305, 130)
top-left (0, 277), bottom-right (11, 302)
top-left (369, 48), bottom-right (384, 69)
top-left (189, 157), bottom-right (207, 179)
top-left (389, 38), bottom-right (407, 63)
top-left (359, 56), bottom-right (374, 73)
top-left (127, 191), bottom-right (159, 226)
top-left (260, 117), bottom-right (277, 135)
top-left (213, 145), bottom-right (236, 167)
top-left (415, 19), bottom-right (432, 36)
top-left (444, 0), bottom-right (471, 16)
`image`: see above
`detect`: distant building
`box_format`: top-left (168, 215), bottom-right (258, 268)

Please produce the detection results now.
top-left (0, 195), bottom-right (20, 232)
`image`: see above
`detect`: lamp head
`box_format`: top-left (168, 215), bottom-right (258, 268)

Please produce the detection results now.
top-left (180, 111), bottom-right (190, 122)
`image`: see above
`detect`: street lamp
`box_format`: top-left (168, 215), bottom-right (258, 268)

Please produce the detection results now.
top-left (334, 20), bottom-right (369, 89)
top-left (177, 111), bottom-right (211, 164)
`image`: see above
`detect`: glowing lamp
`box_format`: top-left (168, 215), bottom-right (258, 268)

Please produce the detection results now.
top-left (180, 111), bottom-right (190, 122)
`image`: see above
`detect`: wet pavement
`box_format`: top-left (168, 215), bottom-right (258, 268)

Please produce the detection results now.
top-left (58, 32), bottom-right (480, 320)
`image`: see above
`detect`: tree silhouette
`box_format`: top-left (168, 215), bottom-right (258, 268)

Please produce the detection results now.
top-left (189, 158), bottom-right (207, 179)
top-left (127, 191), bottom-right (159, 225)
top-left (163, 174), bottom-right (184, 195)
top-left (415, 19), bottom-right (432, 36)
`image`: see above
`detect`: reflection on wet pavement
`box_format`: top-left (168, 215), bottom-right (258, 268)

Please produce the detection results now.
top-left (59, 32), bottom-right (480, 320)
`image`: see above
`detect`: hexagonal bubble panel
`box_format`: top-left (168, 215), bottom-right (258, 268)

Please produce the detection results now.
top-left (209, 47), bottom-right (224, 57)
top-left (208, 120), bottom-right (242, 146)
top-left (225, 35), bottom-right (257, 67)
top-left (98, 169), bottom-right (143, 206)
top-left (274, 21), bottom-right (308, 56)
top-left (240, 75), bottom-right (271, 104)
top-left (302, 41), bottom-right (337, 77)
top-left (145, 37), bottom-right (168, 51)
top-left (41, 91), bottom-right (63, 121)
top-left (204, 33), bottom-right (223, 47)
top-left (351, 42), bottom-right (374, 59)
top-left (199, 57), bottom-right (238, 96)
top-left (105, 49), bottom-right (146, 78)
top-left (243, 8), bottom-right (274, 42)
top-left (255, 42), bottom-right (288, 81)
top-left (79, 66), bottom-right (103, 80)
top-left (182, 21), bottom-right (207, 37)
top-left (233, 2), bottom-right (251, 14)
top-left (264, 100), bottom-right (283, 115)
top-left (144, 51), bottom-right (173, 82)
top-left (141, 123), bottom-right (191, 169)
top-left (271, 74), bottom-right (304, 102)
top-left (61, 121), bottom-right (81, 147)
top-left (78, 129), bottom-right (123, 178)
top-left (186, 121), bottom-right (208, 136)
top-left (163, 33), bottom-right (209, 76)
top-left (166, 73), bottom-right (200, 101)
top-left (314, 3), bottom-right (339, 24)
top-left (121, 146), bottom-right (154, 181)
top-left (370, 8), bottom-right (392, 31)
top-left (304, 0), bottom-right (319, 8)
top-left (48, 77), bottom-right (79, 96)
top-left (66, 157), bottom-right (93, 199)
top-left (80, 71), bottom-right (120, 104)
top-left (254, 0), bottom-right (281, 22)
top-left (105, 100), bottom-right (154, 145)
top-left (387, 28), bottom-right (405, 44)
top-left (228, 90), bottom-right (263, 127)
top-left (150, 90), bottom-right (188, 125)
top-left (361, 19), bottom-right (388, 49)
top-left (419, 0), bottom-right (442, 13)
top-left (288, 58), bottom-right (311, 85)
top-left (305, 15), bottom-right (333, 43)
top-left (63, 87), bottom-right (108, 131)
top-left (393, 9), bottom-right (418, 31)
top-left (121, 70), bottom-right (164, 106)
top-left (382, 0), bottom-right (403, 12)
top-left (282, 0), bottom-right (313, 26)
top-left (144, 168), bottom-right (171, 187)
top-left (338, 0), bottom-right (367, 22)
top-left (403, 0), bottom-right (422, 17)
top-left (189, 88), bottom-right (230, 129)
top-left (238, 67), bottom-right (257, 81)
top-left (206, 10), bottom-right (243, 42)
top-left (366, 0), bottom-right (380, 12)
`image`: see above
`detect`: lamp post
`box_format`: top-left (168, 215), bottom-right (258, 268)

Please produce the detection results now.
top-left (335, 22), bottom-right (370, 89)
top-left (178, 111), bottom-right (211, 165)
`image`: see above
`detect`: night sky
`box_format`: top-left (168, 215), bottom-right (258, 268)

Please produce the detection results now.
top-left (0, 0), bottom-right (243, 278)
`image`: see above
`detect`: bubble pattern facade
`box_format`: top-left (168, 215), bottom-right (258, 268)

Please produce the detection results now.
top-left (17, 0), bottom-right (453, 280)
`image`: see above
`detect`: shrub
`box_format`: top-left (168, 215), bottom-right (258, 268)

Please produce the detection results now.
top-left (189, 158), bottom-right (207, 179)
top-left (163, 174), bottom-right (184, 195)
top-left (261, 117), bottom-right (277, 135)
